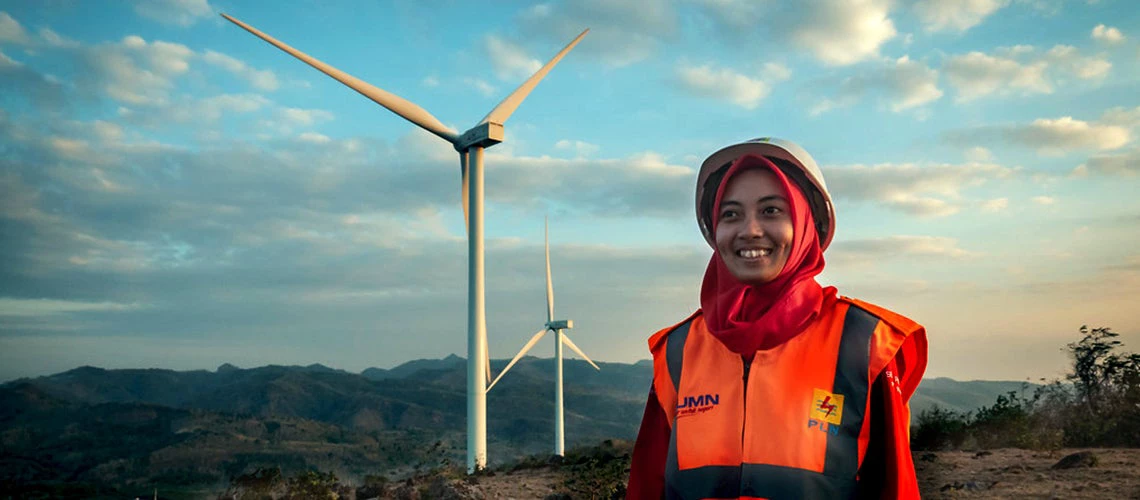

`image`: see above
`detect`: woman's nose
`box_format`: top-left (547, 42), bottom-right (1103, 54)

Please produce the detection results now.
top-left (742, 215), bottom-right (764, 237)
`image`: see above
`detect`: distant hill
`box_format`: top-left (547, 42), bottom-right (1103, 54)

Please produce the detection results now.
top-left (0, 357), bottom-right (1031, 498)
top-left (910, 377), bottom-right (1038, 418)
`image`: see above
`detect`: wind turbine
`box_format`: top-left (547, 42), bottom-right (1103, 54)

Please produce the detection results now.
top-left (487, 217), bottom-right (599, 456)
top-left (220, 13), bottom-right (587, 473)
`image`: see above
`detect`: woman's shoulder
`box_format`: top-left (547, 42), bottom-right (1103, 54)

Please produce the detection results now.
top-left (646, 310), bottom-right (703, 352)
top-left (834, 295), bottom-right (923, 335)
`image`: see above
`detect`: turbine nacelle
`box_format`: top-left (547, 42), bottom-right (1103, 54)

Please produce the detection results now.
top-left (456, 122), bottom-right (505, 152)
top-left (546, 319), bottom-right (573, 330)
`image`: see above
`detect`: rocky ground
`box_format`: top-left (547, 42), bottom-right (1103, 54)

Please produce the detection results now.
top-left (451, 448), bottom-right (1140, 499)
top-left (217, 447), bottom-right (1140, 499)
top-left (915, 448), bottom-right (1140, 499)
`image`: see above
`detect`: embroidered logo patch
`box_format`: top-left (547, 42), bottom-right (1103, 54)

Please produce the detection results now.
top-left (811, 388), bottom-right (844, 425)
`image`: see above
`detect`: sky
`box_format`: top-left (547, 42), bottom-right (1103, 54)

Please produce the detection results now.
top-left (1, 0), bottom-right (1138, 383)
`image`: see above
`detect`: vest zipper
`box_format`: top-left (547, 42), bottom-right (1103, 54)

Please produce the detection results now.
top-left (741, 355), bottom-right (751, 447)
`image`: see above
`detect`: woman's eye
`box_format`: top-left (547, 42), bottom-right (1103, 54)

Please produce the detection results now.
top-left (720, 209), bottom-right (738, 220)
top-left (762, 206), bottom-right (783, 215)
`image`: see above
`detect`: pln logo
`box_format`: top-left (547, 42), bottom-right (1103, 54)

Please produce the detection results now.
top-left (676, 393), bottom-right (719, 418)
top-left (807, 388), bottom-right (843, 435)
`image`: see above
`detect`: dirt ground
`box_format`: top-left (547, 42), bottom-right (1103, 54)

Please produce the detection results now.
top-left (915, 448), bottom-right (1140, 499)
top-left (432, 448), bottom-right (1140, 499)
top-left (467, 467), bottom-right (565, 499)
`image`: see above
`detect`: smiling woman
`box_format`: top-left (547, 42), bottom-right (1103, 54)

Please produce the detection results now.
top-left (626, 138), bottom-right (929, 500)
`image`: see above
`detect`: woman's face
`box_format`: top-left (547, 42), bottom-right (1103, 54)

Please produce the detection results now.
top-left (714, 168), bottom-right (794, 285)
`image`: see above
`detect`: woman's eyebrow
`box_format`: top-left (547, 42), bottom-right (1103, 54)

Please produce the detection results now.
top-left (756, 195), bottom-right (787, 204)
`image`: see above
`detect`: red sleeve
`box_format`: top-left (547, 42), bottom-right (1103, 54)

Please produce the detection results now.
top-left (626, 386), bottom-right (669, 500)
top-left (860, 333), bottom-right (924, 499)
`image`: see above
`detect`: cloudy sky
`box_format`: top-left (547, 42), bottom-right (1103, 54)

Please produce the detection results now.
top-left (1, 0), bottom-right (1138, 383)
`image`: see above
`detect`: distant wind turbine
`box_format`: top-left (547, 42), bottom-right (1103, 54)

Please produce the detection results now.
top-left (220, 13), bottom-right (588, 473)
top-left (488, 217), bottom-right (599, 456)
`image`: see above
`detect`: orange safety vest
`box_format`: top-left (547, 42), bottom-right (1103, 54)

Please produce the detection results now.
top-left (648, 296), bottom-right (923, 500)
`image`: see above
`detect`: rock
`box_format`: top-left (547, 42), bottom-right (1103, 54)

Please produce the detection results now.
top-left (1051, 451), bottom-right (1098, 470)
top-left (392, 483), bottom-right (420, 500)
top-left (423, 476), bottom-right (485, 500)
top-left (919, 453), bottom-right (937, 462)
top-left (544, 494), bottom-right (572, 500)
top-left (1002, 464), bottom-right (1027, 474)
top-left (938, 480), bottom-right (990, 492)
top-left (973, 450), bottom-right (993, 458)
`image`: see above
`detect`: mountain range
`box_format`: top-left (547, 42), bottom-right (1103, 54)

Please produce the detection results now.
top-left (0, 356), bottom-right (1031, 498)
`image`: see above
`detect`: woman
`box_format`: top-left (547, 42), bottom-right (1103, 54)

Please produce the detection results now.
top-left (626, 138), bottom-right (927, 499)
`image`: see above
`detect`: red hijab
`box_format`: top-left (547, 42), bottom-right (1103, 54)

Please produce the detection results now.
top-left (699, 154), bottom-right (830, 354)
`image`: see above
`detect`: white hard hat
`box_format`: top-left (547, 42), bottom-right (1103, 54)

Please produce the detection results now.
top-left (695, 137), bottom-right (836, 251)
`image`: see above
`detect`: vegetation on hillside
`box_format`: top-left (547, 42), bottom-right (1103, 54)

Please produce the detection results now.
top-left (912, 326), bottom-right (1140, 451)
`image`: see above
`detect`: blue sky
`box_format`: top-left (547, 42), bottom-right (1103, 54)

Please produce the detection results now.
top-left (1, 0), bottom-right (1138, 382)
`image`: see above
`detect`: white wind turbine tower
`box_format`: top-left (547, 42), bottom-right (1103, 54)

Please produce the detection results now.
top-left (220, 13), bottom-right (587, 473)
top-left (487, 217), bottom-right (599, 456)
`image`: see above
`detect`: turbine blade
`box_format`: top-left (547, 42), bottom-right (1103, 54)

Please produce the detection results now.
top-left (561, 334), bottom-right (600, 370)
top-left (461, 151), bottom-right (469, 234)
top-left (483, 336), bottom-right (491, 384)
top-left (487, 329), bottom-right (547, 392)
top-left (480, 29), bottom-right (588, 126)
top-left (545, 216), bottom-right (554, 324)
top-left (221, 13), bottom-right (459, 144)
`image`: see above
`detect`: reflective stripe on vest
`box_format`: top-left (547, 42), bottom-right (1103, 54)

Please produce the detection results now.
top-left (663, 304), bottom-right (880, 500)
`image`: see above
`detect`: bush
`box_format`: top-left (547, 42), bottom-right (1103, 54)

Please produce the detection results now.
top-left (285, 470), bottom-right (339, 500)
top-left (911, 405), bottom-right (970, 451)
top-left (911, 325), bottom-right (1139, 451)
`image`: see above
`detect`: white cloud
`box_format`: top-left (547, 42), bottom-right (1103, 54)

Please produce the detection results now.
top-left (1010, 117), bottom-right (1129, 153)
top-left (689, 0), bottom-right (767, 32)
top-left (517, 0), bottom-right (678, 66)
top-left (1091, 24), bottom-right (1125, 44)
top-left (831, 236), bottom-right (978, 264)
top-left (554, 139), bottom-right (600, 157)
top-left (74, 36), bottom-right (197, 106)
top-left (484, 35), bottom-right (542, 81)
top-left (981, 197), bottom-right (1008, 212)
top-left (785, 0), bottom-right (897, 66)
top-left (38, 27), bottom-right (79, 48)
top-left (280, 107), bottom-right (335, 126)
top-left (947, 116), bottom-right (1130, 156)
top-left (202, 50), bottom-right (279, 91)
top-left (422, 76), bottom-right (439, 88)
top-left (0, 11), bottom-right (30, 44)
top-left (1100, 106), bottom-right (1140, 129)
top-left (0, 298), bottom-right (146, 317)
top-left (1077, 148), bottom-right (1140, 176)
top-left (884, 56), bottom-right (944, 110)
top-left (912, 0), bottom-right (1009, 32)
top-left (819, 55), bottom-right (943, 113)
top-left (1044, 44), bottom-right (1111, 79)
top-left (944, 51), bottom-right (1050, 100)
top-left (1032, 195), bottom-right (1056, 205)
top-left (686, 0), bottom-right (895, 66)
top-left (823, 162), bottom-right (1015, 217)
top-left (298, 132), bottom-right (331, 144)
top-left (965, 146), bottom-right (993, 161)
top-left (463, 77), bottom-right (497, 98)
top-left (943, 44), bottom-right (1111, 101)
top-left (674, 63), bottom-right (772, 109)
top-left (761, 62), bottom-right (793, 81)
top-left (132, 0), bottom-right (214, 27)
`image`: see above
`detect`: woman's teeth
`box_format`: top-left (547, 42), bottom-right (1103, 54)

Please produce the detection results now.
top-left (737, 249), bottom-right (771, 258)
